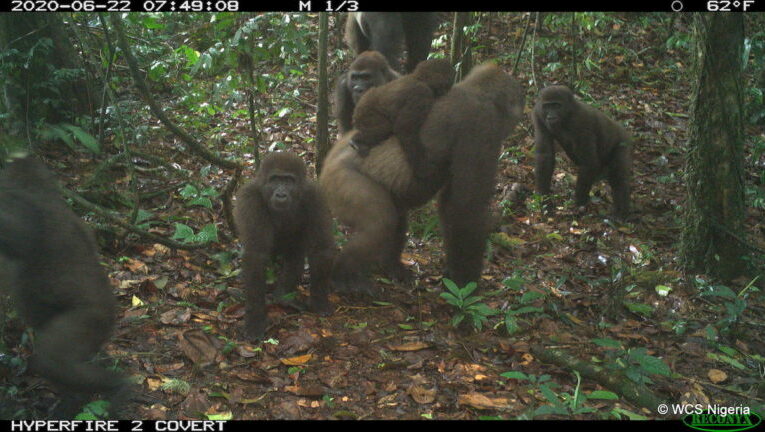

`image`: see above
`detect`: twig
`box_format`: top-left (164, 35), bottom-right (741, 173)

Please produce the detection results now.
top-left (512, 13), bottom-right (532, 77)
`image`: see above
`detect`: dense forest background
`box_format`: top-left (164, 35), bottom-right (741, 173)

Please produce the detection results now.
top-left (0, 12), bottom-right (763, 420)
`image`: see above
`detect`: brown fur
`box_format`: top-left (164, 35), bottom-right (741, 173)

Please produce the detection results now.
top-left (0, 156), bottom-right (125, 417)
top-left (350, 58), bottom-right (454, 178)
top-left (234, 152), bottom-right (334, 340)
top-left (532, 85), bottom-right (632, 218)
top-left (320, 62), bottom-right (525, 294)
top-left (344, 12), bottom-right (439, 72)
top-left (334, 51), bottom-right (400, 136)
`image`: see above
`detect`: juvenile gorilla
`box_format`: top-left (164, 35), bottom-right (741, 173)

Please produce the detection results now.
top-left (532, 85), bottom-right (632, 218)
top-left (321, 63), bottom-right (524, 295)
top-left (344, 12), bottom-right (439, 73)
top-left (234, 152), bottom-right (334, 340)
top-left (349, 58), bottom-right (454, 178)
top-left (335, 51), bottom-right (400, 136)
top-left (0, 156), bottom-right (125, 417)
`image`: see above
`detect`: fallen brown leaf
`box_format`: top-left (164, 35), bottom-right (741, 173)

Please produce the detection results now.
top-left (708, 369), bottom-right (727, 384)
top-left (457, 392), bottom-right (510, 410)
top-left (178, 329), bottom-right (219, 367)
top-left (280, 353), bottom-right (313, 366)
top-left (389, 341), bottom-right (429, 352)
top-left (408, 385), bottom-right (436, 404)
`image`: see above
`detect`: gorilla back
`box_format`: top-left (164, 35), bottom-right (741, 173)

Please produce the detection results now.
top-left (0, 157), bottom-right (123, 417)
top-left (321, 63), bottom-right (524, 293)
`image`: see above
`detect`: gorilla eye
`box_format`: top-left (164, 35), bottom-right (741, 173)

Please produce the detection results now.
top-left (351, 71), bottom-right (371, 80)
top-left (270, 174), bottom-right (295, 184)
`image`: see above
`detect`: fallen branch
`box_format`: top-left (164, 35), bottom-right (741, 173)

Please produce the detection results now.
top-left (530, 344), bottom-right (666, 412)
top-left (61, 187), bottom-right (209, 250)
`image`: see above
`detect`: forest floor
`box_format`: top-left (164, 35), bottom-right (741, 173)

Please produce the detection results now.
top-left (2, 13), bottom-right (764, 420)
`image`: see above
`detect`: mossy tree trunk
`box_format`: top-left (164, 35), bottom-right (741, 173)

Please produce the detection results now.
top-left (680, 14), bottom-right (746, 280)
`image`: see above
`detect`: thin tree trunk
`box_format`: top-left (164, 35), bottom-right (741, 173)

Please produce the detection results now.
top-left (450, 13), bottom-right (473, 81)
top-left (316, 13), bottom-right (330, 174)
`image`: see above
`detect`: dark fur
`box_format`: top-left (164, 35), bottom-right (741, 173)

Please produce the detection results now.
top-left (532, 85), bottom-right (632, 218)
top-left (320, 63), bottom-right (524, 294)
top-left (234, 152), bottom-right (334, 340)
top-left (344, 12), bottom-right (439, 73)
top-left (334, 51), bottom-right (400, 137)
top-left (0, 157), bottom-right (125, 417)
top-left (349, 59), bottom-right (454, 179)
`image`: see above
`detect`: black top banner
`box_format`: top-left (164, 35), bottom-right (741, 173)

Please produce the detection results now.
top-left (2, 0), bottom-right (764, 12)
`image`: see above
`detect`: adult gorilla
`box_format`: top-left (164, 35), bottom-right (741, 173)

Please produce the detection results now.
top-left (320, 63), bottom-right (524, 295)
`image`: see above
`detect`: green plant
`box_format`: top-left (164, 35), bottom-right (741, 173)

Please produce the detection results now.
top-left (75, 400), bottom-right (112, 420)
top-left (439, 279), bottom-right (498, 330)
top-left (171, 222), bottom-right (219, 244)
top-left (502, 274), bottom-right (548, 335)
top-left (696, 276), bottom-right (760, 335)
top-left (502, 370), bottom-right (600, 417)
top-left (592, 338), bottom-right (672, 386)
top-left (179, 184), bottom-right (219, 209)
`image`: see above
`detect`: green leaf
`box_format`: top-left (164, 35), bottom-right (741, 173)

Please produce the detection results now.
top-left (591, 338), bottom-right (622, 349)
top-left (539, 384), bottom-right (565, 410)
top-left (459, 281), bottom-right (478, 298)
top-left (61, 124), bottom-right (100, 154)
top-left (610, 407), bottom-right (648, 420)
top-left (450, 314), bottom-right (465, 327)
top-left (187, 197), bottom-right (213, 209)
top-left (500, 371), bottom-right (529, 380)
top-left (172, 223), bottom-right (195, 241)
top-left (180, 185), bottom-right (199, 198)
top-left (624, 302), bottom-right (654, 315)
top-left (654, 285), bottom-right (671, 296)
top-left (439, 292), bottom-right (461, 307)
top-left (442, 278), bottom-right (460, 295)
top-left (197, 224), bottom-right (220, 243)
top-left (505, 316), bottom-right (520, 335)
top-left (717, 345), bottom-right (739, 357)
top-left (587, 390), bottom-right (619, 400)
top-left (520, 290), bottom-right (546, 303)
top-left (640, 356), bottom-right (672, 376)
top-left (707, 353), bottom-right (746, 370)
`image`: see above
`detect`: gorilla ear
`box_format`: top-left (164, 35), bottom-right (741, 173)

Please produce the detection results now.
top-left (384, 67), bottom-right (400, 82)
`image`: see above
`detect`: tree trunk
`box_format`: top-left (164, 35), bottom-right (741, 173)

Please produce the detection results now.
top-left (316, 13), bottom-right (330, 174)
top-left (680, 14), bottom-right (746, 280)
top-left (0, 14), bottom-right (93, 133)
top-left (450, 13), bottom-right (473, 81)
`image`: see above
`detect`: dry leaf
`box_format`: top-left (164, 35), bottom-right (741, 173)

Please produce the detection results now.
top-left (146, 377), bottom-right (164, 392)
top-left (285, 383), bottom-right (325, 397)
top-left (160, 308), bottom-right (191, 326)
top-left (457, 392), bottom-right (510, 410)
top-left (708, 369), bottom-right (727, 384)
top-left (408, 385), bottom-right (436, 404)
top-left (389, 341), bottom-right (429, 352)
top-left (280, 353), bottom-right (313, 366)
top-left (178, 329), bottom-right (219, 367)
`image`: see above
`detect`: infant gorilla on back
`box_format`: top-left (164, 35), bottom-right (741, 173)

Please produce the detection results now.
top-left (349, 58), bottom-right (454, 178)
